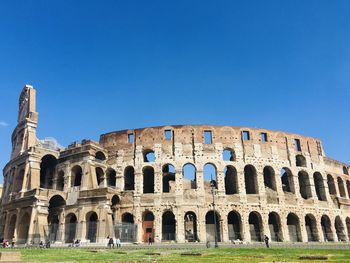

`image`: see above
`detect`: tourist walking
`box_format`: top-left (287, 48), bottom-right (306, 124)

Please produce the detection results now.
top-left (264, 235), bottom-right (270, 248)
top-left (116, 238), bottom-right (121, 248)
top-left (108, 237), bottom-right (114, 248)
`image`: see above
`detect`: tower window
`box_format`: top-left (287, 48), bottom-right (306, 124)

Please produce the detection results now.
top-left (128, 133), bottom-right (134, 143)
top-left (242, 131), bottom-right (250, 141)
top-left (204, 131), bottom-right (212, 144)
top-left (260, 133), bottom-right (268, 142)
top-left (164, 130), bottom-right (172, 140)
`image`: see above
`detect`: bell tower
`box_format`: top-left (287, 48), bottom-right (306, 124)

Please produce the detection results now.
top-left (11, 85), bottom-right (38, 158)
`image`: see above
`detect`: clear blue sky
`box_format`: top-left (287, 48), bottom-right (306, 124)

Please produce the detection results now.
top-left (1, 0), bottom-right (350, 181)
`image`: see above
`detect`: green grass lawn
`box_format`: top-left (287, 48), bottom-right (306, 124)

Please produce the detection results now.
top-left (2, 247), bottom-right (350, 262)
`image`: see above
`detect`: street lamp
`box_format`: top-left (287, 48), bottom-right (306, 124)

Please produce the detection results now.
top-left (210, 178), bottom-right (219, 248)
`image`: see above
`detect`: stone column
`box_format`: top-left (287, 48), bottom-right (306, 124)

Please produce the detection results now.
top-left (176, 208), bottom-right (185, 242)
top-left (316, 216), bottom-right (324, 242)
top-left (242, 213), bottom-right (251, 242)
top-left (217, 171), bottom-right (225, 196)
top-left (154, 165), bottom-right (162, 194)
top-left (221, 211), bottom-right (229, 242)
top-left (154, 210), bottom-right (161, 243)
top-left (197, 210), bottom-right (207, 242)
top-left (280, 214), bottom-right (289, 242)
top-left (299, 215), bottom-right (308, 242)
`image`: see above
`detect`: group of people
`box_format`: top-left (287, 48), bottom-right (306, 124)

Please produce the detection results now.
top-left (107, 236), bottom-right (121, 248)
top-left (0, 237), bottom-right (15, 248)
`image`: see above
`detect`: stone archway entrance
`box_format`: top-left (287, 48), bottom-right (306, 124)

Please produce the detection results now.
top-left (184, 212), bottom-right (197, 242)
top-left (65, 213), bottom-right (77, 243)
top-left (17, 212), bottom-right (30, 244)
top-left (142, 211), bottom-right (155, 243)
top-left (86, 212), bottom-right (98, 243)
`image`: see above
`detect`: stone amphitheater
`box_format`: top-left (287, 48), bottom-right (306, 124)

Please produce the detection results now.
top-left (1, 85), bottom-right (350, 245)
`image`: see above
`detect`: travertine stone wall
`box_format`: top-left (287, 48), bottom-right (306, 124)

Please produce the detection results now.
top-left (1, 86), bottom-right (350, 245)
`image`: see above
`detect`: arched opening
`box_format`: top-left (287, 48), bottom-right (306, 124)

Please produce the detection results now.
top-left (223, 148), bottom-right (236, 161)
top-left (225, 166), bottom-right (238, 195)
top-left (111, 195), bottom-right (120, 206)
top-left (95, 151), bottom-right (106, 161)
top-left (249, 212), bottom-right (263, 242)
top-left (14, 169), bottom-right (25, 193)
top-left (124, 166), bottom-right (135, 191)
top-left (338, 177), bottom-right (346, 198)
top-left (162, 211), bottom-right (176, 241)
top-left (7, 214), bottom-right (17, 241)
top-left (298, 171), bottom-right (312, 199)
top-left (56, 171), bottom-right (64, 191)
top-left (118, 212), bottom-right (136, 242)
top-left (281, 168), bottom-right (295, 193)
top-left (71, 165), bottom-right (82, 187)
top-left (335, 216), bottom-right (346, 241)
top-left (183, 163), bottom-right (197, 190)
top-left (244, 165), bottom-right (258, 194)
top-left (142, 211), bottom-right (155, 243)
top-left (184, 212), bottom-right (197, 242)
top-left (346, 217), bottom-right (350, 241)
top-left (162, 164), bottom-right (175, 193)
top-left (347, 181), bottom-right (350, 199)
top-left (343, 166), bottom-right (349, 175)
top-left (95, 167), bottom-right (104, 187)
top-left (203, 163), bottom-right (217, 190)
top-left (48, 195), bottom-right (66, 242)
top-left (143, 149), bottom-right (155, 162)
top-left (205, 211), bottom-right (221, 242)
top-left (86, 212), bottom-right (98, 243)
top-left (263, 166), bottom-right (276, 191)
top-left (17, 212), bottom-right (30, 244)
top-left (287, 213), bottom-right (302, 242)
top-left (313, 172), bottom-right (327, 201)
top-left (106, 168), bottom-right (116, 187)
top-left (327, 175), bottom-right (336, 195)
top-left (296, 154), bottom-right (307, 167)
top-left (122, 213), bottom-right (134, 224)
top-left (227, 211), bottom-right (242, 240)
top-left (268, 212), bottom-right (282, 242)
top-left (65, 213), bottom-right (77, 243)
top-left (143, 166), bottom-right (154, 193)
top-left (40, 155), bottom-right (57, 189)
top-left (321, 215), bottom-right (334, 241)
top-left (305, 214), bottom-right (319, 242)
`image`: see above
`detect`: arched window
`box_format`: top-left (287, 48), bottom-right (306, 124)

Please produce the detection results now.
top-left (40, 155), bottom-right (57, 189)
top-left (343, 166), bottom-right (349, 175)
top-left (224, 166), bottom-right (238, 195)
top-left (183, 163), bottom-right (196, 190)
top-left (313, 172), bottom-right (327, 201)
top-left (48, 195), bottom-right (66, 242)
top-left (298, 171), bottom-right (312, 199)
top-left (296, 154), bottom-right (307, 167)
top-left (223, 148), bottom-right (236, 161)
top-left (143, 149), bottom-right (155, 162)
top-left (124, 166), bottom-right (135, 191)
top-left (71, 165), bottom-right (82, 187)
top-left (327, 175), bottom-right (336, 195)
top-left (280, 168), bottom-right (295, 193)
top-left (263, 166), bottom-right (276, 191)
top-left (337, 177), bottom-right (346, 198)
top-left (106, 168), bottom-right (116, 187)
top-left (56, 171), bottom-right (64, 191)
top-left (122, 212), bottom-right (134, 224)
top-left (347, 181), bottom-right (350, 199)
top-left (95, 167), bottom-right (104, 187)
top-left (244, 165), bottom-right (258, 194)
top-left (162, 164), bottom-right (175, 193)
top-left (95, 151), bottom-right (106, 161)
top-left (203, 163), bottom-right (217, 187)
top-left (143, 166), bottom-right (154, 193)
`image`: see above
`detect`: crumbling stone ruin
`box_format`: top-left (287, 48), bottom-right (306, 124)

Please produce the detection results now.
top-left (1, 85), bottom-right (350, 245)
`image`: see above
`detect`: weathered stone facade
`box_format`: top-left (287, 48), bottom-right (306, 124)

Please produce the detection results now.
top-left (1, 85), bottom-right (350, 245)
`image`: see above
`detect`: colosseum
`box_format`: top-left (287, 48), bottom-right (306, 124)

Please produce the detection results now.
top-left (1, 85), bottom-right (350, 245)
